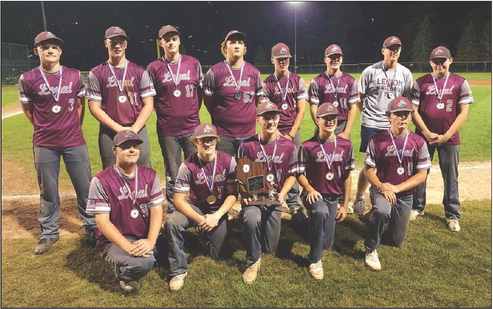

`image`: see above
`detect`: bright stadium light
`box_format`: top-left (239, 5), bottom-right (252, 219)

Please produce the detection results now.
top-left (289, 2), bottom-right (302, 73)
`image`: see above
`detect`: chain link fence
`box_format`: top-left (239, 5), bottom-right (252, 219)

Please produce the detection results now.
top-left (2, 42), bottom-right (33, 85)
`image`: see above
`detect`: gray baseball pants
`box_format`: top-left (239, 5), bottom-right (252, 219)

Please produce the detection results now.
top-left (218, 136), bottom-right (250, 157)
top-left (158, 133), bottom-right (195, 213)
top-left (365, 189), bottom-right (413, 250)
top-left (33, 144), bottom-right (96, 239)
top-left (413, 144), bottom-right (460, 220)
top-left (164, 204), bottom-right (229, 277)
top-left (242, 204), bottom-right (282, 267)
top-left (98, 124), bottom-right (151, 169)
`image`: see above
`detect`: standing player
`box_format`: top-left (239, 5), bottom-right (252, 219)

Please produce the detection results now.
top-left (18, 31), bottom-right (96, 255)
top-left (262, 42), bottom-right (308, 216)
top-left (164, 123), bottom-right (237, 291)
top-left (298, 102), bottom-right (354, 280)
top-left (87, 26), bottom-right (156, 169)
top-left (352, 36), bottom-right (413, 215)
top-left (410, 46), bottom-right (473, 232)
top-left (308, 44), bottom-right (359, 139)
top-left (363, 97), bottom-right (430, 271)
top-left (203, 30), bottom-right (264, 156)
top-left (237, 101), bottom-right (298, 284)
top-left (86, 130), bottom-right (165, 294)
top-left (147, 25), bottom-right (203, 212)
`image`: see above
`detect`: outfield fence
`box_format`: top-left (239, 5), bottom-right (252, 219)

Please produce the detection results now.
top-left (1, 42), bottom-right (33, 85)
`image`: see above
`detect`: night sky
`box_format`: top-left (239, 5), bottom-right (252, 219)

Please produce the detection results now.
top-left (1, 1), bottom-right (491, 70)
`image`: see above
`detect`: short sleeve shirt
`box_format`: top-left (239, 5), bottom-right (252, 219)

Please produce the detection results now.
top-left (203, 61), bottom-right (264, 137)
top-left (262, 72), bottom-right (308, 134)
top-left (18, 66), bottom-right (86, 148)
top-left (412, 72), bottom-right (473, 145)
top-left (87, 60), bottom-right (156, 125)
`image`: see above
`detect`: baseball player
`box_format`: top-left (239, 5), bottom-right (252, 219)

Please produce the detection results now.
top-left (147, 25), bottom-right (203, 212)
top-left (237, 101), bottom-right (298, 284)
top-left (410, 46), bottom-right (473, 232)
top-left (298, 102), bottom-right (354, 280)
top-left (352, 36), bottom-right (414, 216)
top-left (308, 44), bottom-right (359, 139)
top-left (262, 42), bottom-right (308, 217)
top-left (203, 30), bottom-right (264, 156)
top-left (86, 130), bottom-right (165, 294)
top-left (363, 97), bottom-right (431, 271)
top-left (164, 123), bottom-right (237, 291)
top-left (87, 26), bottom-right (156, 169)
top-left (18, 31), bottom-right (96, 255)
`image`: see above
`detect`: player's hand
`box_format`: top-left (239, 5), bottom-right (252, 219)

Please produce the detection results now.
top-left (306, 190), bottom-right (323, 204)
top-left (336, 206), bottom-right (348, 222)
top-left (382, 190), bottom-right (397, 205)
top-left (242, 197), bottom-right (252, 206)
top-left (338, 131), bottom-right (350, 140)
top-left (199, 213), bottom-right (220, 232)
top-left (424, 131), bottom-right (439, 143)
top-left (277, 191), bottom-right (287, 204)
top-left (283, 134), bottom-right (293, 141)
top-left (380, 182), bottom-right (399, 193)
top-left (130, 239), bottom-right (155, 257)
top-left (118, 125), bottom-right (132, 132)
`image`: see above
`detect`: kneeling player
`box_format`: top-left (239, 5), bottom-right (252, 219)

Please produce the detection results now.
top-left (363, 97), bottom-right (431, 271)
top-left (298, 102), bottom-right (354, 280)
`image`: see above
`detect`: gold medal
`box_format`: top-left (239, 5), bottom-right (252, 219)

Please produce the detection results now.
top-left (206, 195), bottom-right (217, 205)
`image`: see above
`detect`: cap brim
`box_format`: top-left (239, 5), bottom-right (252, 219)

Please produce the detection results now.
top-left (226, 33), bottom-right (246, 41)
top-left (390, 108), bottom-right (413, 113)
top-left (36, 38), bottom-right (64, 46)
top-left (272, 55), bottom-right (292, 58)
top-left (195, 134), bottom-right (218, 139)
top-left (114, 138), bottom-right (143, 146)
top-left (106, 34), bottom-right (129, 40)
top-left (317, 112), bottom-right (338, 118)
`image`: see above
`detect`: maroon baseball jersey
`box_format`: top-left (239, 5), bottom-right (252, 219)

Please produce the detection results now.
top-left (18, 66), bottom-right (86, 148)
top-left (147, 55), bottom-right (203, 136)
top-left (365, 130), bottom-right (431, 196)
top-left (238, 135), bottom-right (298, 194)
top-left (87, 61), bottom-right (156, 125)
top-left (308, 72), bottom-right (359, 121)
top-left (86, 166), bottom-right (165, 252)
top-left (412, 72), bottom-right (474, 145)
top-left (262, 72), bottom-right (308, 134)
top-left (203, 61), bottom-right (264, 137)
top-left (299, 136), bottom-right (355, 195)
top-left (174, 151), bottom-right (236, 212)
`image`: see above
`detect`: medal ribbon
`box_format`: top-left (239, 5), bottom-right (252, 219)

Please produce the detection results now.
top-left (388, 129), bottom-right (409, 166)
top-left (224, 60), bottom-right (245, 91)
top-left (164, 55), bottom-right (182, 87)
top-left (38, 66), bottom-right (63, 102)
top-left (381, 62), bottom-right (397, 91)
top-left (258, 134), bottom-right (279, 173)
top-left (114, 165), bottom-right (139, 206)
top-left (326, 73), bottom-right (341, 103)
top-left (431, 72), bottom-right (450, 102)
top-left (318, 136), bottom-right (337, 172)
top-left (199, 153), bottom-right (218, 194)
top-left (274, 72), bottom-right (290, 102)
top-left (107, 60), bottom-right (128, 92)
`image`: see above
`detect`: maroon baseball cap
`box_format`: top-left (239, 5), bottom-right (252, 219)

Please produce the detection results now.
top-left (271, 43), bottom-right (292, 58)
top-left (388, 97), bottom-right (413, 113)
top-left (224, 30), bottom-right (246, 42)
top-left (113, 130), bottom-right (143, 146)
top-left (256, 101), bottom-right (280, 116)
top-left (105, 26), bottom-right (129, 40)
top-left (382, 36), bottom-right (402, 48)
top-left (429, 46), bottom-right (451, 60)
top-left (325, 44), bottom-right (343, 56)
top-left (158, 25), bottom-right (180, 38)
top-left (193, 123), bottom-right (218, 139)
top-left (34, 31), bottom-right (64, 46)
top-left (317, 102), bottom-right (339, 118)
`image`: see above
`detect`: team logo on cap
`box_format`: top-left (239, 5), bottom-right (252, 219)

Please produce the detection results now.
top-left (326, 105), bottom-right (334, 111)
top-left (390, 37), bottom-right (398, 43)
top-left (396, 100), bottom-right (407, 107)
top-left (280, 48), bottom-right (287, 55)
top-left (434, 48), bottom-right (444, 55)
top-left (113, 27), bottom-right (124, 34)
top-left (331, 46), bottom-right (339, 52)
top-left (46, 32), bottom-right (54, 38)
top-left (124, 131), bottom-right (133, 138)
top-left (203, 125), bottom-right (213, 133)
top-left (265, 102), bottom-right (274, 109)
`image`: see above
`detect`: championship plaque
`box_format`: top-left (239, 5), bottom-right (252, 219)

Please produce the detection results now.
top-left (236, 156), bottom-right (280, 205)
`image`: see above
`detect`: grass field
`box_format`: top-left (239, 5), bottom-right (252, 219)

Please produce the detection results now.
top-left (2, 199), bottom-right (491, 307)
top-left (2, 72), bottom-right (491, 188)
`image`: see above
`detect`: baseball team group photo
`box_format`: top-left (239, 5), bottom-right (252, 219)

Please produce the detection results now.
top-left (1, 1), bottom-right (491, 308)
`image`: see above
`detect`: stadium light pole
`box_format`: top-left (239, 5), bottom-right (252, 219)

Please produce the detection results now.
top-left (40, 2), bottom-right (47, 31)
top-left (289, 2), bottom-right (302, 73)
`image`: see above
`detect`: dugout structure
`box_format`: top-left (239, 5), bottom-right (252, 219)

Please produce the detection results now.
top-left (2, 42), bottom-right (32, 85)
